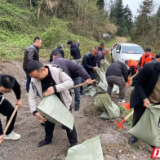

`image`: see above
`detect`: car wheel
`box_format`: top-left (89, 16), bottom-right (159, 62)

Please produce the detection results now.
top-left (111, 53), bottom-right (114, 63)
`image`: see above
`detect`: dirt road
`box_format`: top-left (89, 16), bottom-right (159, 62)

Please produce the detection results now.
top-left (0, 38), bottom-right (155, 160)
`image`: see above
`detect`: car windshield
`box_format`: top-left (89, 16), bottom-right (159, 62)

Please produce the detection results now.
top-left (122, 46), bottom-right (144, 54)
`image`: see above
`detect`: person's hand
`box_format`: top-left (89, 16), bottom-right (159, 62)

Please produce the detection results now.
top-left (35, 112), bottom-right (47, 123)
top-left (0, 134), bottom-right (4, 143)
top-left (86, 78), bottom-right (93, 84)
top-left (143, 98), bottom-right (150, 108)
top-left (16, 99), bottom-right (22, 108)
top-left (43, 87), bottom-right (55, 97)
top-left (77, 39), bottom-right (80, 43)
top-left (93, 66), bottom-right (98, 71)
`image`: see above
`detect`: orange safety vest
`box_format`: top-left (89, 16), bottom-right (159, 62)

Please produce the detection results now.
top-left (140, 53), bottom-right (155, 68)
top-left (128, 59), bottom-right (138, 72)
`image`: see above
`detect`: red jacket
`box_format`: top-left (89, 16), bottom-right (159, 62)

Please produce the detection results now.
top-left (140, 53), bottom-right (155, 68)
top-left (128, 59), bottom-right (138, 72)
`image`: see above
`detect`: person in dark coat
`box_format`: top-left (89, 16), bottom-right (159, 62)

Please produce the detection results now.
top-left (50, 51), bottom-right (92, 111)
top-left (97, 48), bottom-right (109, 67)
top-left (0, 74), bottom-right (22, 143)
top-left (129, 61), bottom-right (160, 148)
top-left (98, 42), bottom-right (105, 51)
top-left (67, 40), bottom-right (81, 64)
top-left (23, 37), bottom-right (42, 92)
top-left (106, 61), bottom-right (128, 103)
top-left (50, 46), bottom-right (64, 62)
top-left (82, 47), bottom-right (99, 79)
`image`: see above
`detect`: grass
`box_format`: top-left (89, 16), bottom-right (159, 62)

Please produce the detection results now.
top-left (0, 0), bottom-right (117, 61)
top-left (106, 38), bottom-right (117, 49)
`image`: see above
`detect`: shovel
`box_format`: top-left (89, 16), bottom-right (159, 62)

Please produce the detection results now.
top-left (115, 110), bottom-right (134, 129)
top-left (0, 105), bottom-right (19, 144)
top-left (71, 79), bottom-right (96, 89)
top-left (126, 72), bottom-right (138, 87)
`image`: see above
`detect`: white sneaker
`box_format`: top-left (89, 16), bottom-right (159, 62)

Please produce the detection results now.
top-left (118, 99), bottom-right (126, 103)
top-left (4, 131), bottom-right (21, 140)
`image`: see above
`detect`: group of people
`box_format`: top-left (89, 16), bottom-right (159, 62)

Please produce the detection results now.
top-left (0, 36), bottom-right (159, 151)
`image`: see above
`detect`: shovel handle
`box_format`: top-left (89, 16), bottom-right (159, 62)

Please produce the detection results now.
top-left (129, 72), bottom-right (138, 80)
top-left (71, 80), bottom-right (96, 89)
top-left (4, 105), bottom-right (19, 134)
top-left (124, 110), bottom-right (134, 121)
top-left (0, 105), bottom-right (19, 144)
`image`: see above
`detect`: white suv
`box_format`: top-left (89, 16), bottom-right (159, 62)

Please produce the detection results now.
top-left (111, 43), bottom-right (144, 63)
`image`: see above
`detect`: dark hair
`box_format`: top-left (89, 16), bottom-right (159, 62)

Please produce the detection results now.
top-left (125, 60), bottom-right (129, 64)
top-left (33, 37), bottom-right (41, 42)
top-left (0, 75), bottom-right (15, 89)
top-left (26, 60), bottom-right (43, 73)
top-left (57, 46), bottom-right (62, 49)
top-left (93, 47), bottom-right (99, 50)
top-left (155, 54), bottom-right (160, 58)
top-left (51, 51), bottom-right (62, 57)
top-left (144, 48), bottom-right (151, 52)
top-left (67, 40), bottom-right (73, 45)
top-left (100, 42), bottom-right (104, 46)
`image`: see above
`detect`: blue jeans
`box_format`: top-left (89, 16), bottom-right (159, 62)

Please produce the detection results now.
top-left (24, 69), bottom-right (31, 92)
top-left (73, 77), bottom-right (81, 107)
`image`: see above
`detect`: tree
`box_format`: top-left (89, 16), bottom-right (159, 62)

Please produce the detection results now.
top-left (123, 5), bottom-right (133, 33)
top-left (131, 0), bottom-right (154, 44)
top-left (96, 0), bottom-right (104, 10)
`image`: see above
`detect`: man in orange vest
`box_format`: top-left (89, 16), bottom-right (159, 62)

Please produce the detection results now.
top-left (137, 48), bottom-right (155, 70)
top-left (126, 59), bottom-right (138, 76)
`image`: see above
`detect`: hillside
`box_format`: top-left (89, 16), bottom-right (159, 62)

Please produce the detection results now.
top-left (0, 0), bottom-right (117, 61)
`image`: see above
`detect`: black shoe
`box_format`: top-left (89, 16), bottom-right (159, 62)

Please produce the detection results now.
top-left (38, 140), bottom-right (52, 148)
top-left (128, 136), bottom-right (138, 144)
top-left (75, 106), bottom-right (80, 111)
top-left (62, 125), bottom-right (66, 130)
top-left (71, 143), bottom-right (77, 147)
top-left (151, 145), bottom-right (158, 148)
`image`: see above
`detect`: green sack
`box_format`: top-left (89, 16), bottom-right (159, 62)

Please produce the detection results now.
top-left (37, 94), bottom-right (74, 130)
top-left (65, 136), bottom-right (104, 160)
top-left (128, 103), bottom-right (160, 146)
top-left (112, 85), bottom-right (119, 95)
top-left (83, 60), bottom-right (109, 97)
top-left (100, 59), bottom-right (110, 73)
top-left (83, 85), bottom-right (97, 97)
top-left (95, 93), bottom-right (120, 119)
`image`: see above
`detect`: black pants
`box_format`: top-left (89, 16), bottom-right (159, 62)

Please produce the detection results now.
top-left (0, 99), bottom-right (17, 135)
top-left (132, 102), bottom-right (146, 127)
top-left (45, 121), bottom-right (77, 145)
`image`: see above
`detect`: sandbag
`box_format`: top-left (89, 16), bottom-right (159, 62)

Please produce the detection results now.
top-left (95, 93), bottom-right (120, 119)
top-left (83, 84), bottom-right (97, 97)
top-left (65, 136), bottom-right (104, 160)
top-left (100, 59), bottom-right (110, 73)
top-left (37, 94), bottom-right (74, 130)
top-left (83, 59), bottom-right (109, 97)
top-left (112, 85), bottom-right (119, 95)
top-left (128, 103), bottom-right (160, 147)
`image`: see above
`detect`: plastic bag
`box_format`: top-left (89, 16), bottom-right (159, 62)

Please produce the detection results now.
top-left (128, 103), bottom-right (160, 146)
top-left (95, 93), bottom-right (120, 119)
top-left (37, 94), bottom-right (74, 130)
top-left (66, 136), bottom-right (104, 160)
